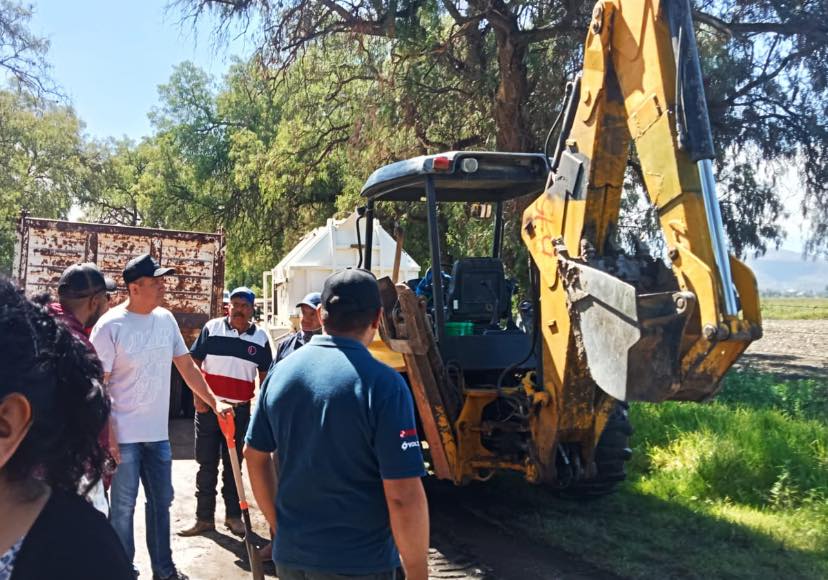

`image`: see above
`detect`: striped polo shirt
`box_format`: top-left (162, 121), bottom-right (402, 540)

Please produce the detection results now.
top-left (190, 317), bottom-right (273, 402)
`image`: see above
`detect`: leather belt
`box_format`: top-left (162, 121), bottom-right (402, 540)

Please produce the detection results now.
top-left (220, 400), bottom-right (251, 408)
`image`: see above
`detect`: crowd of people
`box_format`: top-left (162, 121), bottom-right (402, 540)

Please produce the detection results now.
top-left (0, 254), bottom-right (429, 580)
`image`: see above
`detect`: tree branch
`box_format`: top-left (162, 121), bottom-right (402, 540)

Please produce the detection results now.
top-left (694, 10), bottom-right (828, 43)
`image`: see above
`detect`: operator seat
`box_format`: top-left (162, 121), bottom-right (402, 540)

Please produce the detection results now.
top-left (446, 257), bottom-right (510, 324)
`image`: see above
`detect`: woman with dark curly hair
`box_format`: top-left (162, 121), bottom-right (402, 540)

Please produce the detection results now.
top-left (0, 277), bottom-right (132, 579)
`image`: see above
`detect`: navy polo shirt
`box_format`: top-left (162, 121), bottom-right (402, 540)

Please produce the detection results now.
top-left (268, 330), bottom-right (314, 372)
top-left (190, 318), bottom-right (273, 401)
top-left (246, 334), bottom-right (426, 574)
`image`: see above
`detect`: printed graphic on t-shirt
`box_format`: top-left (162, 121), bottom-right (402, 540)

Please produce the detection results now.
top-left (190, 318), bottom-right (273, 402)
top-left (90, 306), bottom-right (188, 444)
top-left (117, 323), bottom-right (177, 409)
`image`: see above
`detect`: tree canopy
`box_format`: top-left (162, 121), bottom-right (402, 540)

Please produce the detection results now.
top-left (0, 89), bottom-right (90, 271)
top-left (172, 0), bottom-right (827, 267)
top-left (1, 0), bottom-right (826, 289)
top-left (0, 0), bottom-right (53, 94)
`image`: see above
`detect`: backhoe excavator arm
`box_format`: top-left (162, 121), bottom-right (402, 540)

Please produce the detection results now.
top-left (367, 0), bottom-right (762, 488)
top-left (523, 0), bottom-right (761, 409)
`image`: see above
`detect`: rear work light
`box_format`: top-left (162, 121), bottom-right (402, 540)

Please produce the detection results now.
top-left (433, 156), bottom-right (452, 171)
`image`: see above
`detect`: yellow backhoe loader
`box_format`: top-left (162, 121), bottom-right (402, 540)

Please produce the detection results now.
top-left (359, 0), bottom-right (762, 494)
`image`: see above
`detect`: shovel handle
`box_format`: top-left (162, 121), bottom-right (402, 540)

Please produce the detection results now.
top-left (392, 224), bottom-right (404, 283)
top-left (217, 411), bottom-right (264, 580)
top-left (217, 411), bottom-right (236, 444)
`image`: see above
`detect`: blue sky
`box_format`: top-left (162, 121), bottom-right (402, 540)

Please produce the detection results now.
top-left (29, 0), bottom-right (251, 141)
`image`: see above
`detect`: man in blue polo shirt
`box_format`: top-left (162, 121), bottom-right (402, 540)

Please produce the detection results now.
top-left (245, 269), bottom-right (429, 580)
top-left (256, 290), bottom-right (323, 561)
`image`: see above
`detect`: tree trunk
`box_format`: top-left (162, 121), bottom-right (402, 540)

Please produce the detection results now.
top-left (488, 25), bottom-right (537, 285)
top-left (493, 29), bottom-right (530, 152)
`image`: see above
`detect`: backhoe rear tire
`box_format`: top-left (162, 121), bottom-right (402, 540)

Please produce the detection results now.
top-left (559, 402), bottom-right (633, 499)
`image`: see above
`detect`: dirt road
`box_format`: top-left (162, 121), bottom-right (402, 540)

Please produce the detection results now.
top-left (132, 420), bottom-right (271, 579)
top-left (740, 319), bottom-right (828, 378)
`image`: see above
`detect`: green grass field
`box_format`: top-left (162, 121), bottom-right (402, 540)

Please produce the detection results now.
top-left (459, 371), bottom-right (828, 579)
top-left (760, 297), bottom-right (828, 319)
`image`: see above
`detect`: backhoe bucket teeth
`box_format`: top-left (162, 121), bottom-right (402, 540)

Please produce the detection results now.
top-left (562, 260), bottom-right (695, 402)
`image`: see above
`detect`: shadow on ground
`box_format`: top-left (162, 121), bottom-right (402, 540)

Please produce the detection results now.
top-left (738, 354), bottom-right (826, 380)
top-left (199, 528), bottom-right (275, 577)
top-left (426, 473), bottom-right (826, 579)
top-left (132, 419), bottom-right (277, 578)
top-left (426, 479), bottom-right (624, 580)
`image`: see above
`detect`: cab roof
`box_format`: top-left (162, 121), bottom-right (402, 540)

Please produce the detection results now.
top-left (360, 151), bottom-right (550, 203)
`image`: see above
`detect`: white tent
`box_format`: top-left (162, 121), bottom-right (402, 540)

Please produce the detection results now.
top-left (262, 212), bottom-right (420, 334)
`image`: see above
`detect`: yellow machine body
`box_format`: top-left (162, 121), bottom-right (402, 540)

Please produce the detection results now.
top-left (367, 0), bottom-right (761, 488)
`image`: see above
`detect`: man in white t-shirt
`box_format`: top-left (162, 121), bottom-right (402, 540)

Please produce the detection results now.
top-left (91, 253), bottom-right (229, 580)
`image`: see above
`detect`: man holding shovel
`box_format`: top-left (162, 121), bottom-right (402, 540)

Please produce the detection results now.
top-left (179, 286), bottom-right (273, 538)
top-left (91, 253), bottom-right (232, 580)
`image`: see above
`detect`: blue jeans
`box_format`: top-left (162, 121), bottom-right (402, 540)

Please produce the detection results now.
top-left (110, 441), bottom-right (175, 577)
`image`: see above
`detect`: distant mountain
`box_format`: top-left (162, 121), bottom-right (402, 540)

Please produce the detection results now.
top-left (745, 249), bottom-right (828, 292)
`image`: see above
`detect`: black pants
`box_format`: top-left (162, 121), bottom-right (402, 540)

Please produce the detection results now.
top-left (275, 565), bottom-right (396, 580)
top-left (193, 403), bottom-right (250, 522)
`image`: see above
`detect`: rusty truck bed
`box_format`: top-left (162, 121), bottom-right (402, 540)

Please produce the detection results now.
top-left (13, 215), bottom-right (225, 415)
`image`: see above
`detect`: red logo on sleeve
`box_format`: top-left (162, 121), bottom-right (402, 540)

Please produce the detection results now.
top-left (399, 428), bottom-right (418, 438)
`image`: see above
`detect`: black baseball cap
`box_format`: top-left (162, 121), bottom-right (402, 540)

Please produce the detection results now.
top-left (58, 263), bottom-right (116, 299)
top-left (123, 253), bottom-right (176, 284)
top-left (321, 269), bottom-right (382, 314)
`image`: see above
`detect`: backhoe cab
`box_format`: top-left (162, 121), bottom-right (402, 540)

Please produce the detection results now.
top-left (360, 0), bottom-right (761, 491)
top-left (362, 151), bottom-right (546, 386)
top-left (361, 151), bottom-right (632, 490)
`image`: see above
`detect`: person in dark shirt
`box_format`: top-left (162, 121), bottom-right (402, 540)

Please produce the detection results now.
top-left (255, 291), bottom-right (322, 561)
top-left (270, 291), bottom-right (323, 369)
top-left (47, 262), bottom-right (118, 506)
top-left (0, 277), bottom-right (132, 580)
top-left (49, 262), bottom-right (116, 347)
top-left (245, 269), bottom-right (429, 580)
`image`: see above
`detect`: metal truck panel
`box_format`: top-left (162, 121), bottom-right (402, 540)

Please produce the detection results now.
top-left (14, 216), bottom-right (225, 345)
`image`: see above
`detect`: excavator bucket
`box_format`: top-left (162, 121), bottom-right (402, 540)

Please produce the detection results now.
top-left (561, 257), bottom-right (696, 402)
top-left (518, 0), bottom-right (764, 405)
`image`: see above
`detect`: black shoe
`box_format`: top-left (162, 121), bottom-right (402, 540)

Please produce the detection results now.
top-left (152, 570), bottom-right (188, 580)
